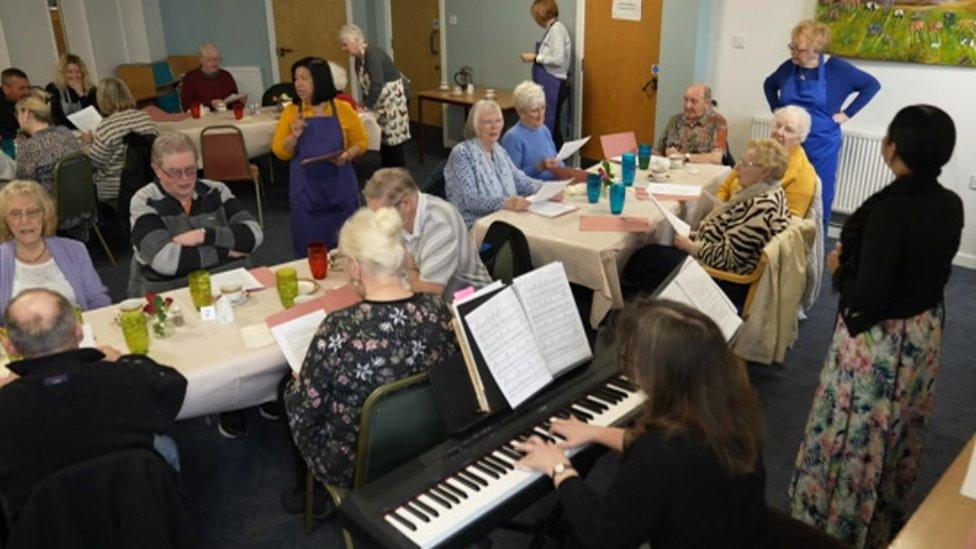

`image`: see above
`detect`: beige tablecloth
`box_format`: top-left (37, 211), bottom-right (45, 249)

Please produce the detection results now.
top-left (154, 110), bottom-right (382, 161)
top-left (471, 163), bottom-right (731, 328)
top-left (81, 259), bottom-right (350, 419)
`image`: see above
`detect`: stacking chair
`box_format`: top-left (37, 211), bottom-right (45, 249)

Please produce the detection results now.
top-left (261, 82), bottom-right (297, 107)
top-left (479, 221), bottom-right (533, 284)
top-left (53, 153), bottom-right (117, 266)
top-left (305, 372), bottom-right (449, 545)
top-left (199, 126), bottom-right (265, 227)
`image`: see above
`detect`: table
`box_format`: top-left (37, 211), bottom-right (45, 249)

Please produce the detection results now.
top-left (82, 260), bottom-right (350, 420)
top-left (471, 163), bottom-right (730, 328)
top-left (889, 434), bottom-right (976, 548)
top-left (154, 110), bottom-right (382, 162)
top-left (416, 86), bottom-right (516, 163)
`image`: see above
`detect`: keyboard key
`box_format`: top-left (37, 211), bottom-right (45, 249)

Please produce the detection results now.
top-left (412, 498), bottom-right (438, 517)
top-left (441, 480), bottom-right (468, 499)
top-left (472, 461), bottom-right (500, 479)
top-left (403, 502), bottom-right (430, 522)
top-left (424, 489), bottom-right (452, 509)
top-left (462, 468), bottom-right (489, 486)
top-left (388, 511), bottom-right (416, 531)
top-left (431, 485), bottom-right (459, 504)
top-left (453, 474), bottom-right (480, 491)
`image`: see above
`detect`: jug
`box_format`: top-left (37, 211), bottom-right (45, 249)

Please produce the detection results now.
top-left (454, 66), bottom-right (474, 88)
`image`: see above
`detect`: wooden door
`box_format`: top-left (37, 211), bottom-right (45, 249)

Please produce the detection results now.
top-left (581, 0), bottom-right (662, 160)
top-left (390, 0), bottom-right (442, 126)
top-left (272, 0), bottom-right (348, 86)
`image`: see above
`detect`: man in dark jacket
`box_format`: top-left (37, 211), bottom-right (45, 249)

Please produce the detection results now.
top-left (0, 288), bottom-right (188, 514)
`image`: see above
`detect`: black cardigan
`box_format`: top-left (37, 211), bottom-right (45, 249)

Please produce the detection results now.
top-left (835, 174), bottom-right (964, 335)
top-left (44, 82), bottom-right (98, 130)
top-left (557, 430), bottom-right (769, 548)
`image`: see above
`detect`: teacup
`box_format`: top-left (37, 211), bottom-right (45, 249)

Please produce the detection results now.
top-left (651, 171), bottom-right (671, 183)
top-left (214, 103), bottom-right (228, 113)
top-left (220, 283), bottom-right (244, 303)
top-left (668, 154), bottom-right (685, 169)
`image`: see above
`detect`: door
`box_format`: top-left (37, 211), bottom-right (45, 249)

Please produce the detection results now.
top-left (390, 0), bottom-right (442, 126)
top-left (272, 0), bottom-right (348, 85)
top-left (581, 0), bottom-right (662, 160)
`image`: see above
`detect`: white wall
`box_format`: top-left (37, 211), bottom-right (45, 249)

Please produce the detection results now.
top-left (0, 17), bottom-right (11, 69)
top-left (141, 0), bottom-right (167, 60)
top-left (85, 0), bottom-right (130, 79)
top-left (706, 0), bottom-right (976, 267)
top-left (60, 0), bottom-right (98, 77)
top-left (0, 0), bottom-right (58, 82)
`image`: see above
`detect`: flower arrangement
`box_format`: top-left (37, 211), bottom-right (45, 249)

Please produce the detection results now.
top-left (598, 159), bottom-right (615, 195)
top-left (144, 293), bottom-right (175, 338)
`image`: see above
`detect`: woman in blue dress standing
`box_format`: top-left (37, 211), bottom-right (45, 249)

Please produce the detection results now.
top-left (763, 19), bottom-right (880, 227)
top-left (520, 0), bottom-right (572, 148)
top-left (272, 57), bottom-right (367, 255)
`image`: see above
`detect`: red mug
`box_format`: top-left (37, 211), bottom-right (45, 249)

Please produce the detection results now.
top-left (307, 242), bottom-right (328, 280)
top-left (190, 103), bottom-right (201, 119)
top-left (233, 104), bottom-right (244, 120)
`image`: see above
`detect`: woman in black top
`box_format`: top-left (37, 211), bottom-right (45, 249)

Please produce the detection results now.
top-left (45, 54), bottom-right (98, 130)
top-left (516, 299), bottom-right (769, 548)
top-left (789, 105), bottom-right (964, 549)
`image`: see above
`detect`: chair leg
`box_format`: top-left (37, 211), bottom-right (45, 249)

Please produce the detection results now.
top-left (304, 469), bottom-right (315, 534)
top-left (252, 175), bottom-right (265, 228)
top-left (92, 224), bottom-right (117, 267)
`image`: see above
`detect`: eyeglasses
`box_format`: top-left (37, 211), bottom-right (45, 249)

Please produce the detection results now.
top-left (160, 167), bottom-right (197, 179)
top-left (5, 208), bottom-right (43, 221)
top-left (788, 43), bottom-right (812, 54)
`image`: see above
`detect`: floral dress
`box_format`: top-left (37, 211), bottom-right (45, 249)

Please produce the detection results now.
top-left (284, 293), bottom-right (455, 488)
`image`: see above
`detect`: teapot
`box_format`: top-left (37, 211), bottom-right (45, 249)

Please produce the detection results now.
top-left (454, 66), bottom-right (474, 88)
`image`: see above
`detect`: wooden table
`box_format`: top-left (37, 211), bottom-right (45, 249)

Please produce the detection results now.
top-left (82, 259), bottom-right (350, 420)
top-left (471, 163), bottom-right (730, 328)
top-left (890, 434), bottom-right (976, 548)
top-left (416, 86), bottom-right (516, 163)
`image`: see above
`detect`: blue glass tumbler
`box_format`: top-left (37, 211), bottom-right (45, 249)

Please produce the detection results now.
top-left (621, 153), bottom-right (636, 186)
top-left (609, 183), bottom-right (626, 215)
top-left (638, 143), bottom-right (652, 170)
top-left (586, 172), bottom-right (601, 204)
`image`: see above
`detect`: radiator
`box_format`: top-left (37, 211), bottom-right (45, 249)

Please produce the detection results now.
top-left (748, 116), bottom-right (892, 215)
top-left (224, 66), bottom-right (265, 106)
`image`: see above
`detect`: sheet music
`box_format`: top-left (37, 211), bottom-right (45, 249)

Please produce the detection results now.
top-left (657, 257), bottom-right (742, 341)
top-left (646, 193), bottom-right (691, 236)
top-left (512, 262), bottom-right (592, 376)
top-left (528, 179), bottom-right (572, 203)
top-left (66, 106), bottom-right (102, 133)
top-left (464, 287), bottom-right (552, 408)
top-left (269, 310), bottom-right (327, 372)
top-left (555, 136), bottom-right (590, 161)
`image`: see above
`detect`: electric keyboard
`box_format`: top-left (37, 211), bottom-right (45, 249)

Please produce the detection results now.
top-left (338, 359), bottom-right (647, 549)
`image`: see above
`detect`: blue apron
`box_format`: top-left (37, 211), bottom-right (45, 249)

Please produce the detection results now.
top-left (289, 101), bottom-right (360, 256)
top-left (532, 25), bottom-right (564, 135)
top-left (779, 55), bottom-right (841, 225)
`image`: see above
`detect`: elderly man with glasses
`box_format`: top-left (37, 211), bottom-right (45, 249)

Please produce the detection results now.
top-left (179, 42), bottom-right (240, 110)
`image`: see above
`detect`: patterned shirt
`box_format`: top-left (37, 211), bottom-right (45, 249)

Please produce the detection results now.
top-left (695, 184), bottom-right (790, 274)
top-left (657, 110), bottom-right (728, 155)
top-left (284, 293), bottom-right (457, 487)
top-left (445, 139), bottom-right (543, 228)
top-left (15, 126), bottom-right (81, 194)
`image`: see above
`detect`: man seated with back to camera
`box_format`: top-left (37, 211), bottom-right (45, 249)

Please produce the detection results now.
top-left (0, 289), bottom-right (187, 517)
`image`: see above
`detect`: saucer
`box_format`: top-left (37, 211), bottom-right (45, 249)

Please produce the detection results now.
top-left (297, 278), bottom-right (320, 295)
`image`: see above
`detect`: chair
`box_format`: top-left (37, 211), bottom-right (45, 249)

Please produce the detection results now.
top-left (118, 132), bottom-right (157, 240)
top-left (478, 221), bottom-right (533, 284)
top-left (199, 125), bottom-right (265, 227)
top-left (420, 160), bottom-right (447, 199)
top-left (703, 254), bottom-right (768, 317)
top-left (261, 82), bottom-right (297, 107)
top-left (53, 153), bottom-right (117, 266)
top-left (767, 506), bottom-right (853, 548)
top-left (305, 372), bottom-right (448, 545)
top-left (4, 448), bottom-right (196, 548)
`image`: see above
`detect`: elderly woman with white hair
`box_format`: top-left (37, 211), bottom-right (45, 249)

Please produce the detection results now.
top-left (715, 105), bottom-right (816, 217)
top-left (501, 80), bottom-right (586, 182)
top-left (338, 24), bottom-right (410, 167)
top-left (445, 99), bottom-right (545, 228)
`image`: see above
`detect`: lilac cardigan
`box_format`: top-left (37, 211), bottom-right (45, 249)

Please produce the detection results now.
top-left (0, 237), bottom-right (111, 314)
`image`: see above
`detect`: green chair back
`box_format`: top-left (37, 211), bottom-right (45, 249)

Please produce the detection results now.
top-left (53, 152), bottom-right (97, 224)
top-left (352, 372), bottom-right (448, 488)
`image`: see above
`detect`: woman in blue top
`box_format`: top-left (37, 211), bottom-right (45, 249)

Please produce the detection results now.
top-left (444, 99), bottom-right (544, 228)
top-left (763, 19), bottom-right (880, 226)
top-left (501, 81), bottom-right (586, 183)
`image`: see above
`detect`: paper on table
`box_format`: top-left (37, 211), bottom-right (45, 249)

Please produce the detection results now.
top-left (529, 179), bottom-right (571, 203)
top-left (656, 257), bottom-right (742, 341)
top-left (646, 183), bottom-right (702, 200)
top-left (67, 106), bottom-right (103, 133)
top-left (528, 200), bottom-right (577, 218)
top-left (555, 136), bottom-right (590, 162)
top-left (223, 93), bottom-right (247, 105)
top-left (269, 309), bottom-right (327, 372)
top-left (962, 441), bottom-right (976, 500)
top-left (647, 193), bottom-right (691, 236)
top-left (579, 215), bottom-right (651, 233)
top-left (512, 262), bottom-right (592, 376)
top-left (210, 268), bottom-right (266, 291)
top-left (464, 286), bottom-right (553, 408)
top-left (241, 323), bottom-right (275, 349)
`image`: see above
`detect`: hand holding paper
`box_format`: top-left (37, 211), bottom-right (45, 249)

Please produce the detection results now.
top-left (529, 179), bottom-right (571, 203)
top-left (67, 106), bottom-right (103, 133)
top-left (647, 193), bottom-right (691, 236)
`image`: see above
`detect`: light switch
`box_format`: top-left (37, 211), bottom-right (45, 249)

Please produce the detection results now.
top-left (732, 33), bottom-right (747, 49)
top-left (449, 14), bottom-right (458, 25)
top-left (970, 173), bottom-right (976, 190)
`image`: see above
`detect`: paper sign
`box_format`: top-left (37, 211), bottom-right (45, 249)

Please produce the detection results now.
top-left (612, 0), bottom-right (642, 22)
top-left (555, 136), bottom-right (590, 162)
top-left (66, 106), bottom-right (103, 133)
top-left (200, 305), bottom-right (217, 322)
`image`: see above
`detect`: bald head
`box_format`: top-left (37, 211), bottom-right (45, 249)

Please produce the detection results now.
top-left (4, 289), bottom-right (80, 359)
top-left (683, 83), bottom-right (713, 120)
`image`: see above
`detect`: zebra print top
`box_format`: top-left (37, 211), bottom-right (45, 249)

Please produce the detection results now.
top-left (695, 184), bottom-right (790, 274)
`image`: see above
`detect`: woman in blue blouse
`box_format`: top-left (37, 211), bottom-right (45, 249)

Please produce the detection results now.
top-left (445, 99), bottom-right (544, 228)
top-left (501, 80), bottom-right (586, 183)
top-left (763, 19), bottom-right (880, 226)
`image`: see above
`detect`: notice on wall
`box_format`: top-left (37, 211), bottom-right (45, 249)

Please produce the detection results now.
top-left (612, 0), bottom-right (642, 22)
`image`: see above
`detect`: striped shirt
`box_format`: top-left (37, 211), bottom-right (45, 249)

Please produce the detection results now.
top-left (130, 178), bottom-right (263, 278)
top-left (86, 109), bottom-right (158, 201)
top-left (695, 185), bottom-right (790, 274)
top-left (403, 193), bottom-right (492, 300)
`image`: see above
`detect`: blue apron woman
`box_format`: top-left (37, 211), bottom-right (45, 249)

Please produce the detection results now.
top-left (763, 19), bottom-right (879, 226)
top-left (272, 57), bottom-right (368, 256)
top-left (521, 0), bottom-right (572, 148)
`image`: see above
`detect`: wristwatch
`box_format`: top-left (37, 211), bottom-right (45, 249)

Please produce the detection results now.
top-left (551, 462), bottom-right (574, 479)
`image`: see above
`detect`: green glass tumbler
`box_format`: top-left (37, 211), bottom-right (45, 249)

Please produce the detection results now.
top-left (119, 302), bottom-right (149, 355)
top-left (276, 267), bottom-right (299, 309)
top-left (188, 270), bottom-right (213, 310)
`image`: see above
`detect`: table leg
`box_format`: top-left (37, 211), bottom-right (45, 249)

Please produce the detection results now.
top-left (419, 98), bottom-right (426, 164)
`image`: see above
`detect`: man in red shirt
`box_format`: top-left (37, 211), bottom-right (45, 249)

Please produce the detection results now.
top-left (179, 43), bottom-right (240, 110)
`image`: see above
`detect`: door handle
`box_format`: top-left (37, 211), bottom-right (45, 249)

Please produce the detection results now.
top-left (641, 75), bottom-right (658, 92)
top-left (277, 46), bottom-right (294, 58)
top-left (429, 29), bottom-right (440, 55)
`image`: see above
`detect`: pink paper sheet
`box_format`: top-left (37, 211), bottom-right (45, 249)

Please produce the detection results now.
top-left (249, 267), bottom-right (276, 288)
top-left (265, 284), bottom-right (361, 328)
top-left (579, 215), bottom-right (651, 233)
top-left (600, 132), bottom-right (638, 159)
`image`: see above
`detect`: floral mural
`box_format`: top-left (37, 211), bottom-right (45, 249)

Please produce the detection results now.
top-left (817, 0), bottom-right (976, 67)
